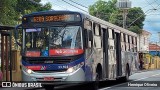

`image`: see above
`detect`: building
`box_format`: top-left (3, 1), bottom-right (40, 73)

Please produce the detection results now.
top-left (137, 30), bottom-right (151, 69)
top-left (149, 43), bottom-right (160, 56)
top-left (137, 30), bottom-right (152, 53)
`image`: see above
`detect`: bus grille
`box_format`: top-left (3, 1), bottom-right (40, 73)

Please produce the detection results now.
top-left (33, 70), bottom-right (66, 73)
top-left (22, 54), bottom-right (83, 64)
top-left (25, 58), bottom-right (72, 64)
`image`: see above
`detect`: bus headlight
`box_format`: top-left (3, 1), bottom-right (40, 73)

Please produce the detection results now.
top-left (22, 65), bottom-right (33, 74)
top-left (66, 62), bottom-right (84, 73)
top-left (67, 67), bottom-right (74, 73)
top-left (27, 69), bottom-right (32, 74)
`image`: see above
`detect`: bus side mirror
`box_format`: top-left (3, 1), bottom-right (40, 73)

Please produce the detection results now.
top-left (14, 24), bottom-right (22, 47)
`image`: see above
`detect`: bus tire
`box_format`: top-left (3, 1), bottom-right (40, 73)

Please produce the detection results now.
top-left (96, 73), bottom-right (100, 81)
top-left (96, 64), bottom-right (102, 80)
top-left (94, 64), bottom-right (102, 90)
top-left (43, 85), bottom-right (54, 90)
top-left (93, 73), bottom-right (99, 90)
top-left (124, 65), bottom-right (130, 82)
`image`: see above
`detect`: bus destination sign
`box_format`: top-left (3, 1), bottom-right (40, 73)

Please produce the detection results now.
top-left (23, 14), bottom-right (81, 23)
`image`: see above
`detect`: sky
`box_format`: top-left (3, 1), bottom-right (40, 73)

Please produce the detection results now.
top-left (40, 0), bottom-right (160, 42)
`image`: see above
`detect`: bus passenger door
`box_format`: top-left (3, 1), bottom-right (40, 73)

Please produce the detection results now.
top-left (102, 28), bottom-right (109, 79)
top-left (115, 32), bottom-right (122, 77)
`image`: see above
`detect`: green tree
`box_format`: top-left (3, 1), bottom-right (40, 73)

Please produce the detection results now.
top-left (0, 0), bottom-right (17, 25)
top-left (0, 0), bottom-right (52, 50)
top-left (89, 0), bottom-right (145, 34)
top-left (109, 9), bottom-right (122, 27)
top-left (37, 3), bottom-right (52, 11)
top-left (127, 7), bottom-right (145, 29)
top-left (15, 0), bottom-right (52, 15)
top-left (89, 0), bottom-right (117, 21)
top-left (128, 26), bottom-right (142, 34)
top-left (127, 7), bottom-right (145, 34)
top-left (0, 0), bottom-right (52, 25)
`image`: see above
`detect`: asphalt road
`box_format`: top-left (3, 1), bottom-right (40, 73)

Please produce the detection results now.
top-left (1, 70), bottom-right (160, 90)
top-left (100, 70), bottom-right (160, 90)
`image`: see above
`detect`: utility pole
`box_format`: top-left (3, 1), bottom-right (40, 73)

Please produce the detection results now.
top-left (116, 0), bottom-right (131, 29)
top-left (158, 32), bottom-right (160, 43)
top-left (158, 32), bottom-right (160, 56)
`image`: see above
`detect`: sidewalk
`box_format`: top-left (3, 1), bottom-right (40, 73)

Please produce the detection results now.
top-left (136, 69), bottom-right (160, 73)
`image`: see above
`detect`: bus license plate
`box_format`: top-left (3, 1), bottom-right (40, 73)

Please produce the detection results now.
top-left (44, 77), bottom-right (54, 81)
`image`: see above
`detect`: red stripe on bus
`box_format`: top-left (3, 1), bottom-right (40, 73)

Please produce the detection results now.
top-left (49, 49), bottom-right (84, 56)
top-left (25, 66), bottom-right (42, 70)
top-left (26, 51), bottom-right (40, 57)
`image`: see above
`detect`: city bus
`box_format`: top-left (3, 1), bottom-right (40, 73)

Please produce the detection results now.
top-left (14, 10), bottom-right (139, 82)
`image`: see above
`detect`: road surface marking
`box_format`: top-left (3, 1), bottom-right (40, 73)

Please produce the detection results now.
top-left (99, 73), bottom-right (160, 90)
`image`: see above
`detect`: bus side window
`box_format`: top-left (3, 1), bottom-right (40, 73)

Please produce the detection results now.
top-left (88, 30), bottom-right (93, 41)
top-left (88, 30), bottom-right (93, 47)
top-left (84, 19), bottom-right (93, 48)
top-left (85, 29), bottom-right (93, 48)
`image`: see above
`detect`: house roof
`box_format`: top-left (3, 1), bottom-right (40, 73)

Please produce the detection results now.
top-left (142, 30), bottom-right (152, 35)
top-left (149, 43), bottom-right (160, 51)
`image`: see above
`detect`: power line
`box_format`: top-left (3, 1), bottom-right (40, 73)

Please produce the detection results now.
top-left (68, 0), bottom-right (88, 9)
top-left (155, 3), bottom-right (160, 10)
top-left (61, 0), bottom-right (88, 13)
top-left (52, 1), bottom-right (69, 10)
top-left (153, 0), bottom-right (160, 9)
top-left (141, 0), bottom-right (158, 9)
top-left (144, 0), bottom-right (160, 14)
top-left (145, 0), bottom-right (157, 9)
top-left (128, 8), bottom-right (157, 27)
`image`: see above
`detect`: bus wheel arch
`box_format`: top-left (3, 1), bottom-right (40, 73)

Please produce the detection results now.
top-left (96, 63), bottom-right (102, 81)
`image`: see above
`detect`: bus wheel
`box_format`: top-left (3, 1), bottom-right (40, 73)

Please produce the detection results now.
top-left (93, 73), bottom-right (99, 90)
top-left (43, 85), bottom-right (54, 90)
top-left (96, 73), bottom-right (100, 81)
top-left (124, 65), bottom-right (129, 82)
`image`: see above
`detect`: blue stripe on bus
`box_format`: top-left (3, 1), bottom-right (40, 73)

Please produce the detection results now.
top-left (85, 65), bottom-right (92, 81)
top-left (85, 58), bottom-right (94, 81)
top-left (22, 55), bottom-right (85, 71)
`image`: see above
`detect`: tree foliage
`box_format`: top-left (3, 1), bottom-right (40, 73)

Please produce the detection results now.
top-left (0, 0), bottom-right (52, 26)
top-left (89, 0), bottom-right (117, 21)
top-left (15, 0), bottom-right (52, 15)
top-left (89, 0), bottom-right (145, 34)
top-left (127, 7), bottom-right (145, 29)
top-left (0, 0), bottom-right (17, 25)
top-left (128, 25), bottom-right (142, 34)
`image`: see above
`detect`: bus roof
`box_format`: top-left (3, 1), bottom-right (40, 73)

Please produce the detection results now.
top-left (23, 10), bottom-right (81, 17)
top-left (84, 14), bottom-right (137, 37)
top-left (23, 10), bottom-right (137, 37)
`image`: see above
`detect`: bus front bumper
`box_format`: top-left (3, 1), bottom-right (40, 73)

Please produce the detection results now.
top-left (22, 68), bottom-right (85, 82)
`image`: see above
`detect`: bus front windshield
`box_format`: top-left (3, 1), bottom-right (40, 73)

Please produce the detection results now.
top-left (25, 26), bottom-right (83, 57)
